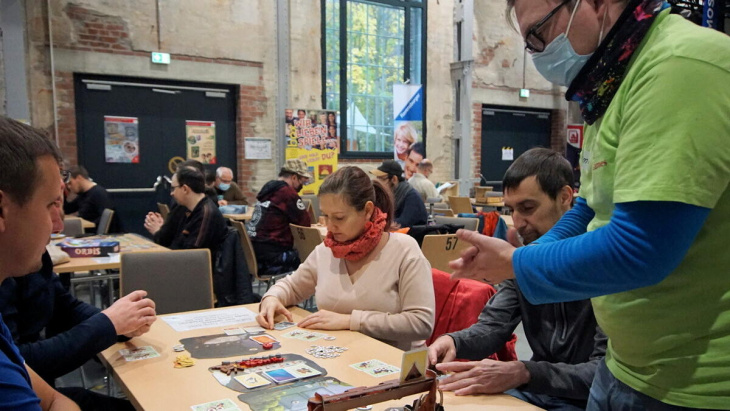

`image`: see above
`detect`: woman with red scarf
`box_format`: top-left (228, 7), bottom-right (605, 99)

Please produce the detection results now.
top-left (256, 166), bottom-right (435, 350)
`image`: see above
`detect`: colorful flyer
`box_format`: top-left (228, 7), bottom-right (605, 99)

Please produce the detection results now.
top-left (284, 109), bottom-right (338, 195)
top-left (104, 116), bottom-right (139, 163)
top-left (186, 120), bottom-right (216, 164)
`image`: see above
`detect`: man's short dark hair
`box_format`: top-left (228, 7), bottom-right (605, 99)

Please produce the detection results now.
top-left (503, 147), bottom-right (574, 199)
top-left (68, 165), bottom-right (89, 180)
top-left (407, 141), bottom-right (426, 158)
top-left (0, 117), bottom-right (62, 206)
top-left (177, 159), bottom-right (205, 174)
top-left (175, 168), bottom-right (205, 194)
top-left (205, 170), bottom-right (216, 185)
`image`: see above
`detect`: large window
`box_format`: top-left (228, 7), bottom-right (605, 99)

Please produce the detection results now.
top-left (323, 0), bottom-right (426, 158)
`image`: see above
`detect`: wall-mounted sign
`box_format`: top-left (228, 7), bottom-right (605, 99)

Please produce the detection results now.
top-left (244, 138), bottom-right (272, 159)
top-left (186, 120), bottom-right (216, 164)
top-left (104, 115), bottom-right (139, 163)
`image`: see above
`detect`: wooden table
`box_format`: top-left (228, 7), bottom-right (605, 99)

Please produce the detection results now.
top-left (100, 305), bottom-right (542, 411)
top-left (64, 216), bottom-right (96, 230)
top-left (224, 209), bottom-right (254, 221)
top-left (53, 233), bottom-right (166, 274)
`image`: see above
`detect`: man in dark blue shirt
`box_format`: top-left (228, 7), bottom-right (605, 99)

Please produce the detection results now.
top-left (371, 160), bottom-right (428, 228)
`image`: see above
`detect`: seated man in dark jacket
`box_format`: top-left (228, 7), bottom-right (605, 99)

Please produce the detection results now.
top-left (63, 165), bottom-right (114, 227)
top-left (428, 148), bottom-right (606, 410)
top-left (370, 159), bottom-right (428, 228)
top-left (0, 252), bottom-right (156, 410)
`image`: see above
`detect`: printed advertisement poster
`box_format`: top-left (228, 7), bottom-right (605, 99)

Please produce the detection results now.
top-left (566, 124), bottom-right (584, 189)
top-left (104, 116), bottom-right (139, 163)
top-left (186, 120), bottom-right (216, 164)
top-left (393, 84), bottom-right (424, 179)
top-left (284, 109), bottom-right (339, 195)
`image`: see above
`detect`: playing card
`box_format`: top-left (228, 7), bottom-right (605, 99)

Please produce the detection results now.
top-left (298, 331), bottom-right (326, 341)
top-left (190, 398), bottom-right (240, 411)
top-left (263, 368), bottom-right (298, 384)
top-left (349, 359), bottom-right (400, 378)
top-left (284, 364), bottom-right (322, 379)
top-left (273, 321), bottom-right (296, 330)
top-left (281, 330), bottom-right (308, 339)
top-left (242, 326), bottom-right (266, 334)
top-left (249, 334), bottom-right (278, 345)
top-left (119, 346), bottom-right (160, 362)
top-left (223, 327), bottom-right (246, 336)
top-left (234, 373), bottom-right (271, 389)
top-left (400, 348), bottom-right (428, 382)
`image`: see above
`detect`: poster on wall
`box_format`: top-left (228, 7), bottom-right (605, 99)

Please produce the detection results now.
top-left (104, 116), bottom-right (139, 163)
top-left (186, 120), bottom-right (216, 164)
top-left (393, 84), bottom-right (424, 179)
top-left (284, 109), bottom-right (339, 195)
top-left (566, 124), bottom-right (584, 190)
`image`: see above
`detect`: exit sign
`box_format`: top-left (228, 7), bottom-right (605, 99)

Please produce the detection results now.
top-left (519, 88), bottom-right (530, 98)
top-left (151, 52), bottom-right (170, 65)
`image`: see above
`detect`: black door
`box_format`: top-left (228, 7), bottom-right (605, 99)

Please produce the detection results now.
top-left (74, 74), bottom-right (237, 237)
top-left (480, 106), bottom-right (552, 190)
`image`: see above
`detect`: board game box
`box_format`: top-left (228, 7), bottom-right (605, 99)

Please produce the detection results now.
top-left (57, 238), bottom-right (120, 258)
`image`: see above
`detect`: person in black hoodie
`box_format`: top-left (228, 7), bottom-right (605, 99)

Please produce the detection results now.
top-left (245, 159), bottom-right (311, 274)
top-left (428, 148), bottom-right (606, 411)
top-left (63, 165), bottom-right (114, 227)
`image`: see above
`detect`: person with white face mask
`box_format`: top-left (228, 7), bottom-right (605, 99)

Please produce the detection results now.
top-left (214, 166), bottom-right (248, 206)
top-left (448, 0), bottom-right (730, 409)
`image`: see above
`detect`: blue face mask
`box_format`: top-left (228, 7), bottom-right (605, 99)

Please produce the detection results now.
top-left (531, 33), bottom-right (592, 87)
top-left (218, 183), bottom-right (231, 191)
top-left (530, 0), bottom-right (606, 87)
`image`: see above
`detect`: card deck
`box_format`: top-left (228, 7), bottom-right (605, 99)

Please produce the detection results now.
top-left (242, 326), bottom-right (266, 334)
top-left (223, 327), bottom-right (246, 336)
top-left (284, 364), bottom-right (322, 379)
top-left (119, 346), bottom-right (160, 362)
top-left (249, 334), bottom-right (278, 345)
top-left (234, 373), bottom-right (271, 389)
top-left (263, 368), bottom-right (298, 384)
top-left (273, 321), bottom-right (296, 330)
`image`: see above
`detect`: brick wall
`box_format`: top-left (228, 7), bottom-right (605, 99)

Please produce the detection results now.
top-left (549, 109), bottom-right (567, 154)
top-left (54, 71), bottom-right (77, 165)
top-left (471, 102), bottom-right (483, 185)
top-left (237, 83), bottom-right (268, 203)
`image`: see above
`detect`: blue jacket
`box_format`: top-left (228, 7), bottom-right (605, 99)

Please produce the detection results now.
top-left (394, 183), bottom-right (429, 228)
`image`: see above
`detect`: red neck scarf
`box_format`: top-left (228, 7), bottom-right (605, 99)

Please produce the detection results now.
top-left (324, 207), bottom-right (387, 262)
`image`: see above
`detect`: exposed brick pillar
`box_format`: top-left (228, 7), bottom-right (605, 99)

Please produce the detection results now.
top-left (472, 102), bottom-right (483, 186)
top-left (54, 71), bottom-right (77, 165)
top-left (236, 81), bottom-right (267, 204)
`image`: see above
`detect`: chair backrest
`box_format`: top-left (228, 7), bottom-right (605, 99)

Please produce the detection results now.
top-left (420, 234), bottom-right (472, 273)
top-left (432, 202), bottom-right (449, 209)
top-left (440, 182), bottom-right (459, 199)
top-left (427, 268), bottom-right (518, 361)
top-left (231, 220), bottom-right (258, 278)
top-left (448, 196), bottom-right (473, 215)
top-left (120, 249), bottom-right (213, 315)
top-left (433, 216), bottom-right (479, 231)
top-left (301, 194), bottom-right (321, 220)
top-left (157, 203), bottom-right (170, 220)
top-left (432, 208), bottom-right (454, 217)
top-left (96, 208), bottom-right (115, 235)
top-left (301, 198), bottom-right (316, 224)
top-left (62, 218), bottom-right (84, 237)
top-left (290, 224), bottom-right (323, 262)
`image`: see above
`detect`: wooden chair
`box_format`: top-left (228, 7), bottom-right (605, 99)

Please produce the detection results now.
top-left (448, 196), bottom-right (473, 215)
top-left (301, 194), bottom-right (320, 220)
top-left (440, 182), bottom-right (459, 199)
top-left (433, 216), bottom-right (479, 231)
top-left (231, 220), bottom-right (289, 294)
top-left (96, 208), bottom-right (115, 235)
top-left (157, 203), bottom-right (170, 220)
top-left (302, 199), bottom-right (316, 224)
top-left (120, 249), bottom-right (213, 315)
top-left (432, 208), bottom-right (455, 217)
top-left (62, 218), bottom-right (84, 237)
top-left (290, 224), bottom-right (323, 262)
top-left (420, 234), bottom-right (472, 273)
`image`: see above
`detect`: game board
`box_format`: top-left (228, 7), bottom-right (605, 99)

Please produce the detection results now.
top-left (179, 333), bottom-right (281, 359)
top-left (238, 377), bottom-right (351, 411)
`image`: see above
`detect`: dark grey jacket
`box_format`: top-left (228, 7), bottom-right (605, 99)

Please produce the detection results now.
top-left (447, 279), bottom-right (606, 402)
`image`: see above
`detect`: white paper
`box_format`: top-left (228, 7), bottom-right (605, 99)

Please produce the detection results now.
top-left (162, 307), bottom-right (257, 332)
top-left (502, 147), bottom-right (514, 161)
top-left (244, 138), bottom-right (272, 159)
top-left (436, 182), bottom-right (454, 195)
top-left (91, 254), bottom-right (120, 264)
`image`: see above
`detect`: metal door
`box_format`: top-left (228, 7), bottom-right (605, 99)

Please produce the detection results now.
top-left (480, 106), bottom-right (552, 190)
top-left (74, 74), bottom-right (237, 236)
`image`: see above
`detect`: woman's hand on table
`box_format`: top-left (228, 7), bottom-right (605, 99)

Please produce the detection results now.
top-left (298, 309), bottom-right (350, 330)
top-left (257, 296), bottom-right (293, 329)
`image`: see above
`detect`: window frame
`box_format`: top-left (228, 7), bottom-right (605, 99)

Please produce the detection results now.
top-left (321, 0), bottom-right (427, 159)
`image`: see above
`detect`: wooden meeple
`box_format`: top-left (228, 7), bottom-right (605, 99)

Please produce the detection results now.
top-left (307, 369), bottom-right (444, 411)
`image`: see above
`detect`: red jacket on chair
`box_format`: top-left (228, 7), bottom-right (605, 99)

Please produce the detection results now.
top-left (427, 268), bottom-right (517, 361)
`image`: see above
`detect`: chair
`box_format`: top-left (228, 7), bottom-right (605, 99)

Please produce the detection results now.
top-left (157, 203), bottom-right (170, 220)
top-left (448, 196), bottom-right (473, 215)
top-left (302, 198), bottom-right (317, 224)
top-left (96, 209), bottom-right (115, 235)
top-left (434, 216), bottom-right (479, 231)
top-left (62, 218), bottom-right (84, 237)
top-left (440, 182), bottom-right (459, 199)
top-left (231, 220), bottom-right (289, 294)
top-left (301, 194), bottom-right (321, 220)
top-left (427, 268), bottom-right (518, 361)
top-left (432, 208), bottom-right (454, 217)
top-left (420, 234), bottom-right (472, 273)
top-left (290, 224), bottom-right (323, 262)
top-left (120, 249), bottom-right (213, 315)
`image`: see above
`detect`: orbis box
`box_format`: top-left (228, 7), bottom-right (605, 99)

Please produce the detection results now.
top-left (57, 238), bottom-right (120, 258)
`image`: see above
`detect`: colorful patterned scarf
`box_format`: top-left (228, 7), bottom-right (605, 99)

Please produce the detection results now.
top-left (324, 207), bottom-right (386, 261)
top-left (566, 0), bottom-right (670, 124)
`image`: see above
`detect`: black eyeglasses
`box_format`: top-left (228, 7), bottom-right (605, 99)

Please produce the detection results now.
top-left (60, 170), bottom-right (71, 184)
top-left (524, 0), bottom-right (572, 53)
top-left (170, 184), bottom-right (180, 193)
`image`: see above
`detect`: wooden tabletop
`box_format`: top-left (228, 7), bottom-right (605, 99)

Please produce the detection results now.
top-left (224, 209), bottom-right (254, 221)
top-left (100, 305), bottom-right (542, 411)
top-left (53, 233), bottom-right (167, 273)
top-left (64, 216), bottom-right (96, 229)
